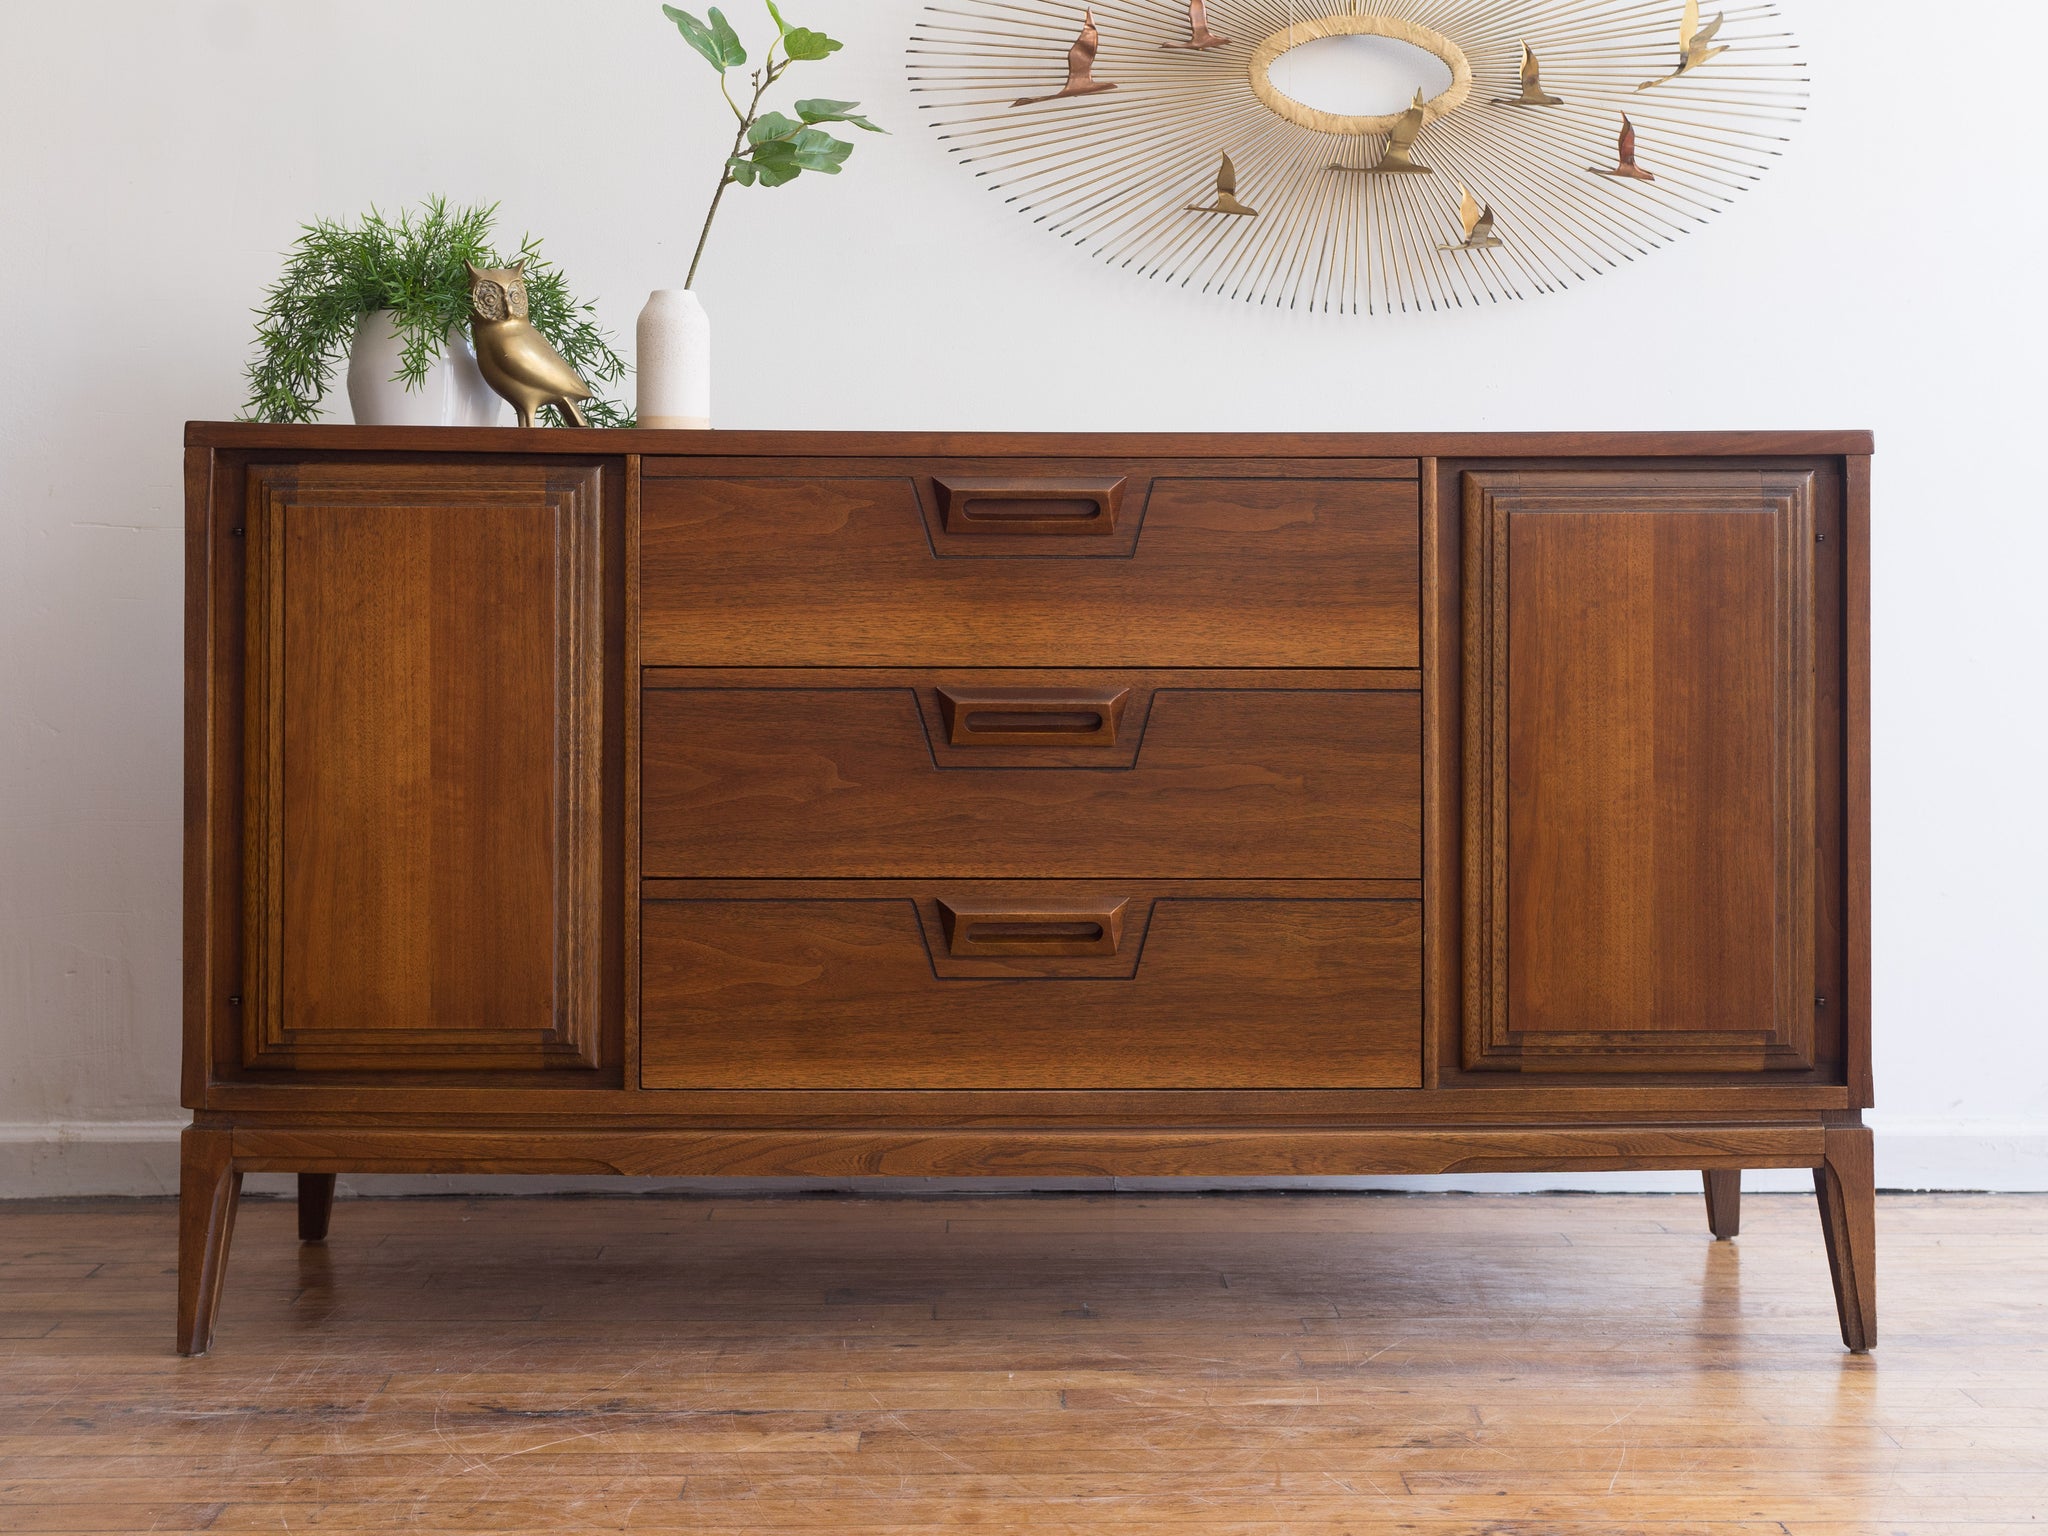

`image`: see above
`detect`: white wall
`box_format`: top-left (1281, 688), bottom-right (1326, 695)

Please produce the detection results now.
top-left (2, 1), bottom-right (2043, 1197)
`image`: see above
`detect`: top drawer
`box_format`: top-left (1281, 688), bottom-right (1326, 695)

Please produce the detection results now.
top-left (639, 457), bottom-right (1420, 667)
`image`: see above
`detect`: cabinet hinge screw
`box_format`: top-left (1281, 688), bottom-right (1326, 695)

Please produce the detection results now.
top-left (230, 527), bottom-right (245, 537)
top-left (1815, 995), bottom-right (1827, 1008)
top-left (227, 994), bottom-right (242, 1007)
top-left (1815, 532), bottom-right (1827, 542)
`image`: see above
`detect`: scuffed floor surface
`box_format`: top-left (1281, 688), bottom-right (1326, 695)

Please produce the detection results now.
top-left (2, 1191), bottom-right (2045, 1533)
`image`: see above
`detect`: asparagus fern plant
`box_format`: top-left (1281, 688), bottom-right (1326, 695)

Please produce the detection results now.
top-left (240, 196), bottom-right (631, 426)
top-left (663, 2), bottom-right (885, 287)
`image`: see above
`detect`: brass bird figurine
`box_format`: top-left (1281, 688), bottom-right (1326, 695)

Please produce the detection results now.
top-left (1439, 185), bottom-right (1504, 250)
top-left (1012, 9), bottom-right (1118, 105)
top-left (1492, 41), bottom-right (1563, 106)
top-left (466, 261), bottom-right (592, 428)
top-left (1591, 115), bottom-right (1657, 181)
top-left (1638, 0), bottom-right (1726, 90)
top-left (1335, 90), bottom-right (1436, 174)
top-left (1163, 0), bottom-right (1230, 50)
top-left (1185, 151), bottom-right (1258, 216)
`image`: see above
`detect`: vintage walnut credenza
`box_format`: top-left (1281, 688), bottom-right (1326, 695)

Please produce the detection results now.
top-left (180, 425), bottom-right (1874, 1354)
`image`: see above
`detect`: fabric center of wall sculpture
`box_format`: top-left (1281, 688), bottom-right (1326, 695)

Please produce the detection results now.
top-left (908, 0), bottom-right (1806, 312)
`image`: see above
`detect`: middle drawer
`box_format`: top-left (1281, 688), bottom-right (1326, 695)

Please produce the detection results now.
top-left (641, 669), bottom-right (1420, 879)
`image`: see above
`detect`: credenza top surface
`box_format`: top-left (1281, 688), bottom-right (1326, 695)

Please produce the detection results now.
top-left (185, 423), bottom-right (1875, 458)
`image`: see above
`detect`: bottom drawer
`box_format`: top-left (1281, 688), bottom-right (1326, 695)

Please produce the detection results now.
top-left (640, 882), bottom-right (1420, 1090)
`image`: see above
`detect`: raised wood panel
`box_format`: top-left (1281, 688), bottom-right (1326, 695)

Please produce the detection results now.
top-left (640, 882), bottom-right (1421, 1090)
top-left (1462, 469), bottom-right (1817, 1073)
top-left (241, 463), bottom-right (605, 1071)
top-left (638, 461), bottom-right (1420, 666)
top-left (639, 669), bottom-right (1420, 879)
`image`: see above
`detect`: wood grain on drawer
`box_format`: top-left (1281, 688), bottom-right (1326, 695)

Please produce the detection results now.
top-left (640, 669), bottom-right (1420, 879)
top-left (639, 459), bottom-right (1419, 666)
top-left (640, 882), bottom-right (1421, 1089)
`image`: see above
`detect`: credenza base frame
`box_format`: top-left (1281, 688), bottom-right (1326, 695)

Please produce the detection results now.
top-left (177, 1119), bottom-right (1876, 1357)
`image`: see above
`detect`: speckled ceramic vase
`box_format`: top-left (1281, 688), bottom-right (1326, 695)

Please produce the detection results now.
top-left (636, 289), bottom-right (711, 430)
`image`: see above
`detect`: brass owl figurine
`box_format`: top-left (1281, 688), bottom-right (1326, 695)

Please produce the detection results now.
top-left (465, 261), bottom-right (592, 428)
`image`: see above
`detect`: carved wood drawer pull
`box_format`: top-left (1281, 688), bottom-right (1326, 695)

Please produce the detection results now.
top-left (935, 686), bottom-right (1131, 748)
top-left (934, 475), bottom-right (1125, 535)
top-left (936, 899), bottom-right (1128, 958)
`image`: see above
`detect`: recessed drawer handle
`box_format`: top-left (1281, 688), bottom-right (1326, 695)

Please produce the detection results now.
top-left (937, 899), bottom-right (1128, 957)
top-left (966, 920), bottom-right (1104, 944)
top-left (967, 710), bottom-right (1102, 734)
top-left (936, 686), bottom-right (1131, 747)
top-left (934, 475), bottom-right (1125, 536)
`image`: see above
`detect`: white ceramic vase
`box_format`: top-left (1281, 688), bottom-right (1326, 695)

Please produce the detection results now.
top-left (345, 310), bottom-right (505, 427)
top-left (636, 289), bottom-right (711, 429)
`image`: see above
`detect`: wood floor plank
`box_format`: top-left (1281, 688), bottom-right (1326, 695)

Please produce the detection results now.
top-left (0, 1191), bottom-right (2043, 1532)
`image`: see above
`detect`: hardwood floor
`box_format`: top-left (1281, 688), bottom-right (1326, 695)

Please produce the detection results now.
top-left (2, 1191), bottom-right (2042, 1532)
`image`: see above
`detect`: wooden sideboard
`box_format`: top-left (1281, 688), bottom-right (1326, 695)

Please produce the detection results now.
top-left (180, 425), bottom-right (1874, 1355)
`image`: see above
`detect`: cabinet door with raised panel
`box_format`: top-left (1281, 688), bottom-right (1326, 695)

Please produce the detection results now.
top-left (238, 462), bottom-right (609, 1072)
top-left (1461, 469), bottom-right (1817, 1073)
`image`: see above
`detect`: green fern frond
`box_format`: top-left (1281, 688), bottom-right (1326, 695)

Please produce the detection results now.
top-left (240, 196), bottom-right (632, 426)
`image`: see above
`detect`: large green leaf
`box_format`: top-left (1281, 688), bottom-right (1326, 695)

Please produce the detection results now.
top-left (663, 3), bottom-right (745, 68)
top-left (795, 97), bottom-right (885, 132)
top-left (746, 126), bottom-right (854, 182)
top-left (746, 145), bottom-right (805, 186)
top-left (705, 7), bottom-right (747, 65)
top-left (787, 126), bottom-right (855, 171)
top-left (662, 6), bottom-right (720, 68)
top-left (747, 109), bottom-right (803, 145)
top-left (780, 26), bottom-right (841, 60)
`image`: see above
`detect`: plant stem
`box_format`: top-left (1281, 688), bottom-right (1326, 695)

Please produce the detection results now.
top-left (684, 56), bottom-right (783, 291)
top-left (686, 172), bottom-right (733, 289)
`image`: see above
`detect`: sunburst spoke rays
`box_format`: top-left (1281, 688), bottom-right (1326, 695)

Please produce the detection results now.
top-left (909, 0), bottom-right (1805, 309)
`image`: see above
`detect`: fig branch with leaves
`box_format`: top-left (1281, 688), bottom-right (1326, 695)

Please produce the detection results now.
top-left (663, 2), bottom-right (884, 288)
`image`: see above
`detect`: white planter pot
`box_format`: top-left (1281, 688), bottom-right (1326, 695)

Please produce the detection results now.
top-left (636, 289), bottom-right (711, 429)
top-left (345, 310), bottom-right (505, 427)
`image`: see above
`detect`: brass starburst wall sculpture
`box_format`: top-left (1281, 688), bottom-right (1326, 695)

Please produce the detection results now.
top-left (908, 0), bottom-right (1806, 312)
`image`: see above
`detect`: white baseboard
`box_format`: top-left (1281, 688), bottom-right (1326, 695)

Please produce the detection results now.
top-left (3, 1116), bottom-right (2043, 1199)
top-left (0, 1122), bottom-right (189, 1199)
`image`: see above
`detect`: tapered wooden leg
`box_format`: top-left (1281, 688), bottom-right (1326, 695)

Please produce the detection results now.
top-left (1814, 1125), bottom-right (1877, 1353)
top-left (297, 1174), bottom-right (337, 1243)
top-left (1702, 1170), bottom-right (1741, 1240)
top-left (177, 1128), bottom-right (241, 1356)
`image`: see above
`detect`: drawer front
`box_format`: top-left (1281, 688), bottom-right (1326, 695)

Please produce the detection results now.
top-left (640, 883), bottom-right (1421, 1089)
top-left (639, 458), bottom-right (1420, 666)
top-left (640, 670), bottom-right (1421, 879)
